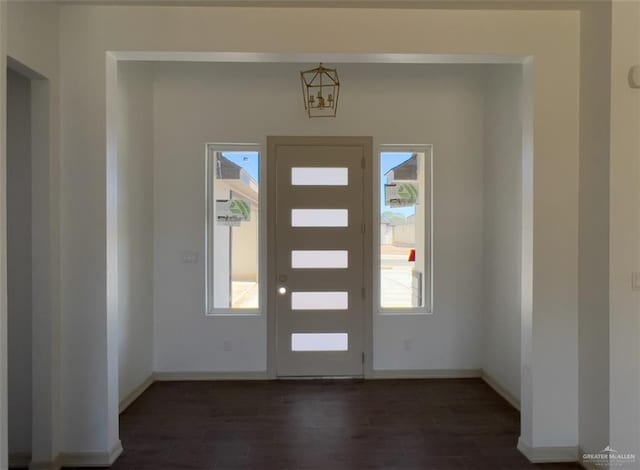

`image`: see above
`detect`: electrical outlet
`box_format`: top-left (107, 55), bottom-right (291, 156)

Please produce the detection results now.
top-left (223, 340), bottom-right (232, 352)
top-left (181, 251), bottom-right (199, 264)
top-left (403, 339), bottom-right (413, 351)
top-left (632, 272), bottom-right (640, 292)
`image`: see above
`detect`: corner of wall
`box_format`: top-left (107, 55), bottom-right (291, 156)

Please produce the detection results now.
top-left (480, 64), bottom-right (524, 407)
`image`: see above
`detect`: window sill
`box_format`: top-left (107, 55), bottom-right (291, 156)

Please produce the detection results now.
top-left (206, 309), bottom-right (262, 317)
top-left (377, 309), bottom-right (433, 316)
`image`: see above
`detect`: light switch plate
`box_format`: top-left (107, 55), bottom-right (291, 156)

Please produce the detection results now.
top-left (632, 272), bottom-right (640, 291)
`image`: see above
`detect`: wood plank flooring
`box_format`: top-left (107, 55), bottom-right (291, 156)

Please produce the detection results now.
top-left (70, 379), bottom-right (583, 469)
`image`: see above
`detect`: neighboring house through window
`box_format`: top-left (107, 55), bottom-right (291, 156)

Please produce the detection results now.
top-left (206, 144), bottom-right (261, 315)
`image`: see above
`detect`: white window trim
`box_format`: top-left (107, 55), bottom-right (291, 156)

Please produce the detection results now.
top-left (205, 143), bottom-right (263, 316)
top-left (376, 144), bottom-right (434, 315)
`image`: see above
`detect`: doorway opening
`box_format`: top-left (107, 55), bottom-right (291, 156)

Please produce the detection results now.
top-left (6, 58), bottom-right (55, 469)
top-left (6, 67), bottom-right (33, 469)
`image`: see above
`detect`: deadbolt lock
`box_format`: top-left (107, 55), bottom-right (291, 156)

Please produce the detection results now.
top-left (279, 274), bottom-right (288, 282)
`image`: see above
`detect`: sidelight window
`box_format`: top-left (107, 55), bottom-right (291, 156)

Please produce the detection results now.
top-left (379, 146), bottom-right (432, 313)
top-left (206, 144), bottom-right (261, 315)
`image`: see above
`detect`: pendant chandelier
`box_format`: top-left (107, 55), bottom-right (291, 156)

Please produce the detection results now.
top-left (300, 63), bottom-right (340, 118)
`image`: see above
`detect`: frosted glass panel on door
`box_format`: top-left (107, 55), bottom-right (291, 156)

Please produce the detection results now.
top-left (291, 250), bottom-right (349, 269)
top-left (291, 333), bottom-right (349, 351)
top-left (291, 167), bottom-right (349, 186)
top-left (291, 291), bottom-right (349, 310)
top-left (291, 209), bottom-right (348, 227)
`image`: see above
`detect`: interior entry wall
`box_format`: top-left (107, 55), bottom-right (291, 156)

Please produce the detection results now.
top-left (116, 62), bottom-right (154, 405)
top-left (6, 68), bottom-right (32, 462)
top-left (151, 62), bottom-right (487, 374)
top-left (482, 65), bottom-right (523, 406)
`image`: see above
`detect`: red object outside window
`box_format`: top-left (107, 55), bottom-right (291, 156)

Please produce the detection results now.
top-left (408, 249), bottom-right (416, 262)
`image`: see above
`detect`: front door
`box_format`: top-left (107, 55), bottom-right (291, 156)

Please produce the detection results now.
top-left (268, 137), bottom-right (372, 377)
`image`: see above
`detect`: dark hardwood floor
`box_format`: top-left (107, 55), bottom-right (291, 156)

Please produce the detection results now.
top-left (72, 379), bottom-right (583, 470)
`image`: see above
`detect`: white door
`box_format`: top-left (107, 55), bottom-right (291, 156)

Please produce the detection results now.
top-left (268, 137), bottom-right (372, 377)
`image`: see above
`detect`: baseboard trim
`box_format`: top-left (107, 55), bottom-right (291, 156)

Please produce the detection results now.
top-left (9, 452), bottom-right (31, 468)
top-left (481, 370), bottom-right (520, 410)
top-left (59, 440), bottom-right (123, 468)
top-left (154, 371), bottom-right (270, 381)
top-left (119, 374), bottom-right (155, 413)
top-left (157, 369), bottom-right (483, 381)
top-left (371, 368), bottom-right (481, 379)
top-left (517, 437), bottom-right (578, 463)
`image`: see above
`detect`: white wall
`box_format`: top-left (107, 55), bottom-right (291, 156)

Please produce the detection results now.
top-left (7, 68), bottom-right (32, 459)
top-left (117, 62), bottom-right (154, 403)
top-left (482, 65), bottom-right (522, 405)
top-left (151, 62), bottom-right (486, 373)
top-left (609, 1), bottom-right (640, 466)
top-left (578, 1), bottom-right (611, 458)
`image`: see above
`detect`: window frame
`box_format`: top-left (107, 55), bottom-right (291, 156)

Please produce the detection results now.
top-left (205, 143), bottom-right (263, 316)
top-left (376, 144), bottom-right (433, 315)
